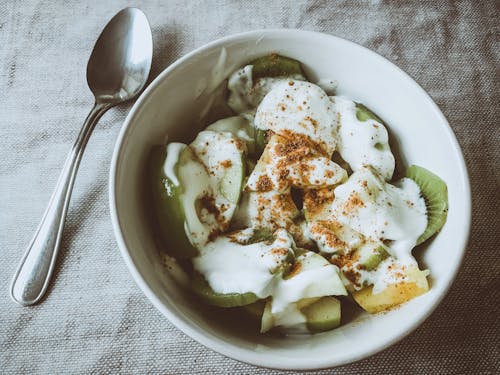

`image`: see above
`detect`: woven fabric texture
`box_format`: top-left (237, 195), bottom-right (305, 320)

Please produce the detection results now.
top-left (1, 0), bottom-right (499, 373)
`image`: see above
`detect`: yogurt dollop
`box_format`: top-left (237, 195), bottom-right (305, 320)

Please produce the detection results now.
top-left (333, 96), bottom-right (395, 180)
top-left (331, 166), bottom-right (427, 261)
top-left (255, 80), bottom-right (338, 156)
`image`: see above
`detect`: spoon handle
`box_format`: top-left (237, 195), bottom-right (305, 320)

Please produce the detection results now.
top-left (10, 102), bottom-right (111, 306)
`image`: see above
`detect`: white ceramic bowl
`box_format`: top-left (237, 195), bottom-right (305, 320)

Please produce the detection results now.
top-left (109, 29), bottom-right (470, 370)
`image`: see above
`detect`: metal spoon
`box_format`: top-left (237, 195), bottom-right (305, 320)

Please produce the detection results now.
top-left (10, 8), bottom-right (153, 306)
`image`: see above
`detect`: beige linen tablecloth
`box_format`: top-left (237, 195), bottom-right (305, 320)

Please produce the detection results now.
top-left (1, 1), bottom-right (498, 373)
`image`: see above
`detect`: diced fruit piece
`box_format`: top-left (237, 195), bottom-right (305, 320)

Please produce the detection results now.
top-left (191, 272), bottom-right (259, 308)
top-left (405, 165), bottom-right (448, 245)
top-left (231, 190), bottom-right (301, 240)
top-left (260, 250), bottom-right (345, 333)
top-left (247, 133), bottom-right (347, 192)
top-left (260, 246), bottom-right (346, 333)
top-left (358, 245), bottom-right (390, 271)
top-left (250, 54), bottom-right (305, 79)
top-left (355, 102), bottom-right (384, 123)
top-left (306, 217), bottom-right (388, 271)
top-left (149, 145), bottom-right (198, 259)
top-left (306, 220), bottom-right (347, 254)
top-left (303, 189), bottom-right (335, 222)
top-left (190, 130), bottom-right (247, 225)
top-left (352, 266), bottom-right (429, 313)
top-left (261, 296), bottom-right (341, 333)
top-left (301, 296), bottom-right (341, 333)
top-left (279, 250), bottom-right (347, 302)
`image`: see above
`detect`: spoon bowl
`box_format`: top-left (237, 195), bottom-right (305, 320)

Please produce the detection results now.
top-left (87, 8), bottom-right (152, 104)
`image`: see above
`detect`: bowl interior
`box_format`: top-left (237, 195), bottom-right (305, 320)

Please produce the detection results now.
top-left (110, 30), bottom-right (470, 369)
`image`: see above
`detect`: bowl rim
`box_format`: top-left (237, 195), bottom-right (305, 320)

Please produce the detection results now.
top-left (109, 28), bottom-right (471, 370)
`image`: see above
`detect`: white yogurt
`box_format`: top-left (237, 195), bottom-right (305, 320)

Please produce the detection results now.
top-left (255, 80), bottom-right (338, 156)
top-left (192, 228), bottom-right (294, 296)
top-left (333, 96), bottom-right (395, 180)
top-left (271, 251), bottom-right (347, 313)
top-left (331, 167), bottom-right (427, 263)
top-left (193, 229), bottom-right (346, 315)
top-left (164, 142), bottom-right (186, 187)
top-left (227, 65), bottom-right (305, 116)
top-left (245, 134), bottom-right (347, 193)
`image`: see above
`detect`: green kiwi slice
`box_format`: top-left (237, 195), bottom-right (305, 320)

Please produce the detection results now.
top-left (149, 146), bottom-right (198, 259)
top-left (405, 165), bottom-right (448, 245)
top-left (359, 246), bottom-right (390, 271)
top-left (250, 54), bottom-right (305, 79)
top-left (191, 272), bottom-right (259, 308)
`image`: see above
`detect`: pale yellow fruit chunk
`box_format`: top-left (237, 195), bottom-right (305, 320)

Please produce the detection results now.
top-left (352, 267), bottom-right (429, 313)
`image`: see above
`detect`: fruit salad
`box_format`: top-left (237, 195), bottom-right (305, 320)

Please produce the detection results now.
top-left (149, 54), bottom-right (448, 334)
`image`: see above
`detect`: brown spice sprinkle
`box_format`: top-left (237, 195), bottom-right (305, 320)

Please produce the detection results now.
top-left (200, 195), bottom-right (219, 216)
top-left (208, 229), bottom-right (220, 242)
top-left (342, 268), bottom-right (362, 287)
top-left (279, 129), bottom-right (326, 156)
top-left (232, 138), bottom-right (245, 152)
top-left (309, 221), bottom-right (346, 250)
top-left (278, 168), bottom-right (290, 182)
top-left (273, 133), bottom-right (312, 158)
top-left (395, 271), bottom-right (405, 280)
top-left (226, 230), bottom-right (246, 244)
top-left (271, 133), bottom-right (332, 189)
top-left (287, 261), bottom-right (302, 278)
top-left (303, 188), bottom-right (334, 217)
top-left (343, 192), bottom-right (366, 213)
top-left (250, 192), bottom-right (300, 239)
top-left (190, 147), bottom-right (211, 175)
top-left (271, 193), bottom-right (298, 219)
top-left (220, 159), bottom-right (232, 169)
top-left (330, 249), bottom-right (362, 287)
top-left (199, 195), bottom-right (228, 231)
top-left (255, 195), bottom-right (271, 224)
top-left (271, 247), bottom-right (289, 257)
top-left (304, 115), bottom-right (318, 128)
top-left (256, 174), bottom-right (274, 192)
top-left (288, 223), bottom-right (314, 249)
